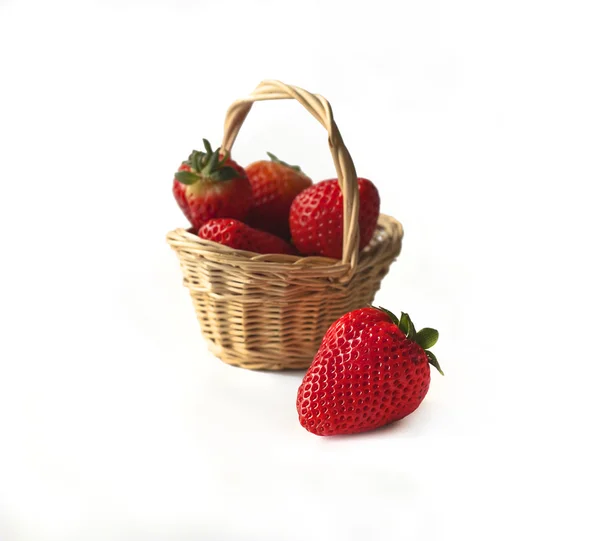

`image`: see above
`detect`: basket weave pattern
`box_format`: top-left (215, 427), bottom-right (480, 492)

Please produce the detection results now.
top-left (167, 81), bottom-right (403, 370)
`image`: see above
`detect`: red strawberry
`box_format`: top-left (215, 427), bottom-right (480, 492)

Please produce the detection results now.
top-left (197, 218), bottom-right (296, 255)
top-left (245, 153), bottom-right (312, 239)
top-left (289, 178), bottom-right (380, 258)
top-left (173, 139), bottom-right (252, 229)
top-left (297, 307), bottom-right (443, 436)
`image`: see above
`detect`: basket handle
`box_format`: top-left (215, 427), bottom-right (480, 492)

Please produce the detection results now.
top-left (221, 80), bottom-right (360, 271)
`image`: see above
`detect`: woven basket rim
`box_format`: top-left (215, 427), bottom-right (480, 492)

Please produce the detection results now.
top-left (167, 214), bottom-right (403, 269)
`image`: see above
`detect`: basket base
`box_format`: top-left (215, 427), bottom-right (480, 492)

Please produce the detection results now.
top-left (206, 340), bottom-right (314, 371)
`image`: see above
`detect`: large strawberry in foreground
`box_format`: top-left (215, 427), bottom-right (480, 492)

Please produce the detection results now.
top-left (173, 139), bottom-right (252, 229)
top-left (297, 307), bottom-right (443, 436)
top-left (289, 178), bottom-right (380, 259)
top-left (197, 218), bottom-right (296, 255)
top-left (245, 152), bottom-right (312, 239)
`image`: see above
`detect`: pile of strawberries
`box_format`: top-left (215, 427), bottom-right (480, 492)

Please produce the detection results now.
top-left (172, 141), bottom-right (443, 436)
top-left (172, 139), bottom-right (380, 258)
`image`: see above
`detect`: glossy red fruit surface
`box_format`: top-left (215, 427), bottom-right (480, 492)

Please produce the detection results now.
top-left (297, 307), bottom-right (442, 436)
top-left (172, 139), bottom-right (252, 229)
top-left (245, 153), bottom-right (312, 239)
top-left (289, 177), bottom-right (380, 258)
top-left (197, 218), bottom-right (296, 255)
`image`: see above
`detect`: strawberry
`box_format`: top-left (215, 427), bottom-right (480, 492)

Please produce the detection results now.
top-left (173, 139), bottom-right (252, 229)
top-left (297, 307), bottom-right (443, 436)
top-left (289, 178), bottom-right (380, 259)
top-left (197, 218), bottom-right (296, 255)
top-left (245, 152), bottom-right (312, 239)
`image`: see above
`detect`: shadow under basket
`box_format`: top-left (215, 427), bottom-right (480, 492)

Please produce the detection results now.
top-left (167, 215), bottom-right (403, 370)
top-left (167, 79), bottom-right (404, 370)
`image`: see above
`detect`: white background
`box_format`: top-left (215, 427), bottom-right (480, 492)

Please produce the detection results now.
top-left (1, 0), bottom-right (599, 539)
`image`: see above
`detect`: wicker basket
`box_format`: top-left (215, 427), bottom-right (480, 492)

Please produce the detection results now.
top-left (167, 80), bottom-right (403, 370)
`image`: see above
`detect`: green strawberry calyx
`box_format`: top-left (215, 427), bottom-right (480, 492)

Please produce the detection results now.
top-left (175, 139), bottom-right (240, 185)
top-left (266, 152), bottom-right (303, 173)
top-left (376, 306), bottom-right (444, 375)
